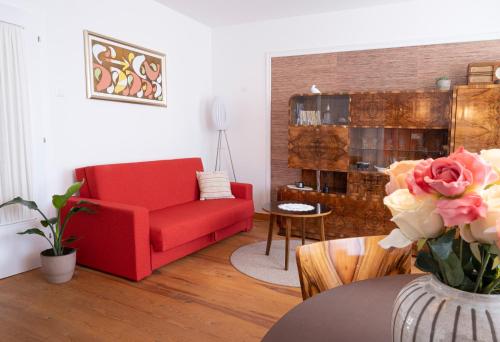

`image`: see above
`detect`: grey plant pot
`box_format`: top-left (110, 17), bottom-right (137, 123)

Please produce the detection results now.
top-left (436, 79), bottom-right (451, 90)
top-left (40, 248), bottom-right (76, 284)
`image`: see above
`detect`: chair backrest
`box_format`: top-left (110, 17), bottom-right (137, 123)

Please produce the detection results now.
top-left (296, 235), bottom-right (411, 300)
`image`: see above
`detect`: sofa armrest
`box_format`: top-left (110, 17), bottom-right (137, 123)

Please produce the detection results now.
top-left (231, 182), bottom-right (253, 200)
top-left (62, 197), bottom-right (151, 281)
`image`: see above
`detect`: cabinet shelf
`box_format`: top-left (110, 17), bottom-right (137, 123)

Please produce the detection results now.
top-left (349, 148), bottom-right (444, 154)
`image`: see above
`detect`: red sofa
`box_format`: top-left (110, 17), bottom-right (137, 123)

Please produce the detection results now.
top-left (62, 158), bottom-right (254, 281)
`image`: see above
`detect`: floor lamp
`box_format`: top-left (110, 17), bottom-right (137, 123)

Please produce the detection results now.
top-left (212, 97), bottom-right (237, 181)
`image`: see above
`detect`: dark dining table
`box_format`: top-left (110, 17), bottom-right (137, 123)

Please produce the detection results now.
top-left (263, 274), bottom-right (422, 342)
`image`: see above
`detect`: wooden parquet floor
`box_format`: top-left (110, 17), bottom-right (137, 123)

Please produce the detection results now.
top-left (0, 219), bottom-right (301, 342)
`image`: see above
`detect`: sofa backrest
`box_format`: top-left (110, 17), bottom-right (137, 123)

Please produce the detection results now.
top-left (75, 158), bottom-right (204, 211)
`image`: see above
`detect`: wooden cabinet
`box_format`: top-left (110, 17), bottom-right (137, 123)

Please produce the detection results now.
top-left (403, 91), bottom-right (451, 128)
top-left (285, 90), bottom-right (452, 241)
top-left (288, 126), bottom-right (318, 169)
top-left (317, 126), bottom-right (349, 171)
top-left (288, 126), bottom-right (349, 171)
top-left (452, 85), bottom-right (500, 152)
top-left (350, 91), bottom-right (450, 128)
top-left (350, 93), bottom-right (392, 126)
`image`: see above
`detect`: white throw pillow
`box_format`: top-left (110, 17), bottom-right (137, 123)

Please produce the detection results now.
top-left (196, 171), bottom-right (235, 200)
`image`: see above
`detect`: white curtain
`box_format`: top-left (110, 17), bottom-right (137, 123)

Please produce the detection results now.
top-left (0, 22), bottom-right (33, 224)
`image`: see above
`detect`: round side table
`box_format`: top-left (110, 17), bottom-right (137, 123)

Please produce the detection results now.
top-left (262, 201), bottom-right (331, 270)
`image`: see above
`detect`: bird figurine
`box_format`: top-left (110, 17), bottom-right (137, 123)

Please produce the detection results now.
top-left (310, 85), bottom-right (321, 94)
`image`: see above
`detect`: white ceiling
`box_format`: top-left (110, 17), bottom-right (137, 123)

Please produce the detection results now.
top-left (156, 0), bottom-right (410, 27)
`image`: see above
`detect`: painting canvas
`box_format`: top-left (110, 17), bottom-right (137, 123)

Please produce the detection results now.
top-left (84, 30), bottom-right (166, 106)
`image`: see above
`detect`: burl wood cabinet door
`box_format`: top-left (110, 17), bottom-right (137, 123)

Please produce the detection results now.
top-left (350, 93), bottom-right (399, 126)
top-left (399, 92), bottom-right (451, 128)
top-left (288, 126), bottom-right (349, 171)
top-left (317, 126), bottom-right (349, 171)
top-left (288, 126), bottom-right (320, 169)
top-left (453, 86), bottom-right (500, 152)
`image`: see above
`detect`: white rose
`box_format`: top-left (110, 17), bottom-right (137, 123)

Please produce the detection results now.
top-left (379, 189), bottom-right (444, 249)
top-left (480, 149), bottom-right (500, 173)
top-left (384, 160), bottom-right (422, 195)
top-left (460, 184), bottom-right (500, 244)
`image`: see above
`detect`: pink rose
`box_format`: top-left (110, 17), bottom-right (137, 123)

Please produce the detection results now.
top-left (450, 146), bottom-right (498, 188)
top-left (425, 158), bottom-right (472, 197)
top-left (406, 159), bottom-right (434, 195)
top-left (436, 193), bottom-right (487, 227)
top-left (406, 158), bottom-right (472, 197)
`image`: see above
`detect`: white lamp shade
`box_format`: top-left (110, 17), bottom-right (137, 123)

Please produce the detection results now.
top-left (212, 97), bottom-right (229, 130)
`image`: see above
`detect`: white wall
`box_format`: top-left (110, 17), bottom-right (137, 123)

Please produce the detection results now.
top-left (0, 0), bottom-right (214, 278)
top-left (212, 0), bottom-right (500, 211)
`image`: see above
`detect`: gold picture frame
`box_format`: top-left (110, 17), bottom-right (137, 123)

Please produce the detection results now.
top-left (84, 30), bottom-right (167, 107)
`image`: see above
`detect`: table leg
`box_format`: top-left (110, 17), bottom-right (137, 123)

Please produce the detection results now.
top-left (320, 216), bottom-right (326, 241)
top-left (301, 218), bottom-right (306, 245)
top-left (285, 217), bottom-right (291, 271)
top-left (266, 214), bottom-right (275, 256)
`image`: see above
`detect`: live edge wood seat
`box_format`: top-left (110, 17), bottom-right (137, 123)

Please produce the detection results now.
top-left (296, 235), bottom-right (411, 300)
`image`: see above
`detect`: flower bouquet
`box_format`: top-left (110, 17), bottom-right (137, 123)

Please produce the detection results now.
top-left (381, 147), bottom-right (500, 341)
top-left (380, 147), bottom-right (500, 293)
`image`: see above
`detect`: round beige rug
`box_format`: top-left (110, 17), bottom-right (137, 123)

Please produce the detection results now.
top-left (230, 239), bottom-right (310, 287)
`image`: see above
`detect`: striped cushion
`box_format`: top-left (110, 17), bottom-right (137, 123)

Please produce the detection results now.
top-left (196, 171), bottom-right (235, 200)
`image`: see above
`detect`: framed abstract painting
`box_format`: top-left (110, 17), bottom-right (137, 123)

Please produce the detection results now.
top-left (83, 30), bottom-right (166, 107)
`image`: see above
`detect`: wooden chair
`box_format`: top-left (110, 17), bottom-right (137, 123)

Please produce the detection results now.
top-left (296, 235), bottom-right (411, 300)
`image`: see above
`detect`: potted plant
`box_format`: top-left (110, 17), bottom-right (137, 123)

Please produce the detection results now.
top-left (381, 148), bottom-right (500, 341)
top-left (436, 76), bottom-right (451, 90)
top-left (0, 181), bottom-right (94, 284)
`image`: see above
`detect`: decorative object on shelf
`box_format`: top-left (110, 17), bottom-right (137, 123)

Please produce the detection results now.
top-left (310, 85), bottom-right (321, 94)
top-left (212, 97), bottom-right (237, 181)
top-left (467, 61), bottom-right (500, 84)
top-left (295, 181), bottom-right (304, 188)
top-left (83, 31), bottom-right (166, 106)
top-left (377, 147), bottom-right (500, 341)
top-left (322, 104), bottom-right (332, 124)
top-left (278, 203), bottom-right (315, 212)
top-left (356, 161), bottom-right (370, 170)
top-left (436, 76), bottom-right (451, 90)
top-left (286, 184), bottom-right (313, 191)
top-left (0, 181), bottom-right (95, 284)
top-left (322, 183), bottom-right (329, 193)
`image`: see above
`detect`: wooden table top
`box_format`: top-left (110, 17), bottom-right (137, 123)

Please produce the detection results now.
top-left (262, 201), bottom-right (331, 218)
top-left (262, 274), bottom-right (422, 342)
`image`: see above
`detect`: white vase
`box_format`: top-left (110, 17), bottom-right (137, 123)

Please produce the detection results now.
top-left (436, 79), bottom-right (451, 90)
top-left (392, 275), bottom-right (500, 342)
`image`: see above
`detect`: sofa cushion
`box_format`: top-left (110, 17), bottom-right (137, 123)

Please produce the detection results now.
top-left (149, 198), bottom-right (253, 252)
top-left (196, 171), bottom-right (235, 200)
top-left (76, 158), bottom-right (203, 211)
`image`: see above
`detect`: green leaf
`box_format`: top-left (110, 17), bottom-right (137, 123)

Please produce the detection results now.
top-left (17, 228), bottom-right (48, 239)
top-left (63, 236), bottom-right (78, 244)
top-left (417, 238), bottom-right (427, 251)
top-left (415, 251), bottom-right (440, 276)
top-left (52, 181), bottom-right (84, 209)
top-left (470, 243), bottom-right (482, 262)
top-left (40, 217), bottom-right (57, 227)
top-left (69, 206), bottom-right (95, 215)
top-left (489, 245), bottom-right (500, 256)
top-left (492, 256), bottom-right (500, 270)
top-left (459, 276), bottom-right (475, 292)
top-left (0, 197), bottom-right (38, 210)
top-left (428, 228), bottom-right (456, 260)
top-left (440, 252), bottom-right (465, 287)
